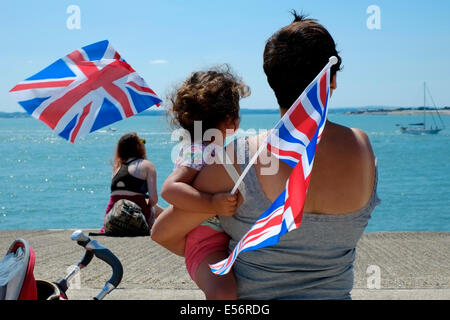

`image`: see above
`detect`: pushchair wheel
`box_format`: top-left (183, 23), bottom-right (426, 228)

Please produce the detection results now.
top-left (36, 280), bottom-right (65, 300)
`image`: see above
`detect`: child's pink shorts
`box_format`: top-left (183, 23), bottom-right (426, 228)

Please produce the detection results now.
top-left (184, 225), bottom-right (230, 281)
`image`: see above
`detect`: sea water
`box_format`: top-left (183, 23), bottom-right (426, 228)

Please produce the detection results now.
top-left (0, 112), bottom-right (449, 232)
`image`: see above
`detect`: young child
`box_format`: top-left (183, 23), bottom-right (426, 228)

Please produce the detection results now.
top-left (157, 66), bottom-right (250, 299)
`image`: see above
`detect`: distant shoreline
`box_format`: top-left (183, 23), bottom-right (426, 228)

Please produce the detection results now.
top-left (1, 107), bottom-right (450, 119)
top-left (0, 109), bottom-right (279, 119)
top-left (345, 107), bottom-right (450, 116)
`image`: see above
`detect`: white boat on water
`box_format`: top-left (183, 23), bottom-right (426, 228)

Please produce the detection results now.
top-left (398, 82), bottom-right (445, 135)
top-left (400, 125), bottom-right (442, 135)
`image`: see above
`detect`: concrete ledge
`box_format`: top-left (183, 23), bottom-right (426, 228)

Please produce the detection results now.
top-left (1, 230), bottom-right (449, 300)
top-left (66, 288), bottom-right (205, 300)
top-left (351, 289), bottom-right (450, 300)
top-left (65, 288), bottom-right (450, 300)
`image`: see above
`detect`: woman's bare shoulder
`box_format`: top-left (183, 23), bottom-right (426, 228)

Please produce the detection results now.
top-left (349, 127), bottom-right (375, 164)
top-left (141, 159), bottom-right (156, 176)
top-left (321, 122), bottom-right (376, 187)
top-left (327, 122), bottom-right (374, 158)
top-left (351, 127), bottom-right (371, 147)
top-left (333, 123), bottom-right (376, 185)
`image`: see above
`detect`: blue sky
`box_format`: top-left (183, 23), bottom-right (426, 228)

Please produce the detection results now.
top-left (1, 0), bottom-right (449, 112)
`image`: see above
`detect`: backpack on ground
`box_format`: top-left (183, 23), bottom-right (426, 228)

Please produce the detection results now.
top-left (104, 199), bottom-right (150, 237)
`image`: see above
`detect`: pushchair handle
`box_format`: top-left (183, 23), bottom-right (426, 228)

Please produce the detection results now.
top-left (70, 230), bottom-right (123, 300)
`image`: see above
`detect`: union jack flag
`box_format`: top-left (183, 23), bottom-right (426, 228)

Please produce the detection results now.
top-left (9, 40), bottom-right (162, 143)
top-left (210, 57), bottom-right (337, 275)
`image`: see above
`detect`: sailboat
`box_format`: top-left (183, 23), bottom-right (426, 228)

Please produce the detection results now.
top-left (399, 82), bottom-right (445, 135)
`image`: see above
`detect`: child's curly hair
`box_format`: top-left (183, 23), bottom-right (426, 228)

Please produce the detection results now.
top-left (168, 65), bottom-right (250, 140)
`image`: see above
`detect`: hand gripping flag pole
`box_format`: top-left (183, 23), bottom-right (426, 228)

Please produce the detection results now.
top-left (212, 56), bottom-right (338, 275)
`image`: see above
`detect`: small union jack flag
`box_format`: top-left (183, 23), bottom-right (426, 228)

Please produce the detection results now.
top-left (210, 57), bottom-right (337, 275)
top-left (9, 40), bottom-right (162, 143)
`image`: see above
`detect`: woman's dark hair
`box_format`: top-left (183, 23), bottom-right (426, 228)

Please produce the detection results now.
top-left (113, 132), bottom-right (146, 170)
top-left (263, 10), bottom-right (342, 110)
top-left (168, 64), bottom-right (250, 140)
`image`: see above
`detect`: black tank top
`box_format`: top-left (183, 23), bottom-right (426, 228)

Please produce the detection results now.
top-left (110, 159), bottom-right (148, 195)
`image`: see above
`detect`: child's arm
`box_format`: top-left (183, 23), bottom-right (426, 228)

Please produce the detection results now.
top-left (161, 166), bottom-right (237, 215)
top-left (154, 166), bottom-right (237, 255)
top-left (153, 161), bottom-right (241, 255)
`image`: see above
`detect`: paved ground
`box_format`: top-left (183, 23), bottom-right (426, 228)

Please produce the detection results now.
top-left (1, 230), bottom-right (449, 300)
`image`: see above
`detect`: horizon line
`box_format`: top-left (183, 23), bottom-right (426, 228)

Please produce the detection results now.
top-left (1, 105), bottom-right (450, 117)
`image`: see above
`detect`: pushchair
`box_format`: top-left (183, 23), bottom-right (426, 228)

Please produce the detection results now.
top-left (0, 230), bottom-right (123, 300)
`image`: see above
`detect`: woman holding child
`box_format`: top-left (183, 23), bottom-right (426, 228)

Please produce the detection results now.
top-left (152, 12), bottom-right (380, 300)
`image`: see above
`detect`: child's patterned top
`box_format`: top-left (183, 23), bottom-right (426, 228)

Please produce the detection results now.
top-left (174, 142), bottom-right (216, 171)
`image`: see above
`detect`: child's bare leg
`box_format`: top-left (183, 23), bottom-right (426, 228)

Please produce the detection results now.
top-left (152, 205), bottom-right (213, 256)
top-left (194, 251), bottom-right (237, 300)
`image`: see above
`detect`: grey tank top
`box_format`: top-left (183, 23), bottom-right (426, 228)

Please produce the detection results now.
top-left (220, 137), bottom-right (381, 300)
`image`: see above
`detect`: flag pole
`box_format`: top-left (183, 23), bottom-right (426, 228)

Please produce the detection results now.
top-left (230, 56), bottom-right (338, 195)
